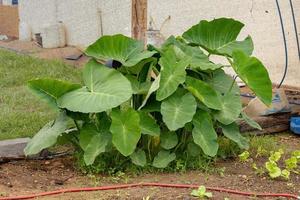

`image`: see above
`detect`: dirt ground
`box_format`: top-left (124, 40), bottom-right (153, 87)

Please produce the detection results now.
top-left (0, 40), bottom-right (88, 67)
top-left (0, 134), bottom-right (299, 200)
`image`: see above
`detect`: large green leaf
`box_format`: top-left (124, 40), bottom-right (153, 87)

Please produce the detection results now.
top-left (241, 112), bottom-right (262, 130)
top-left (79, 124), bottom-right (111, 165)
top-left (208, 70), bottom-right (239, 95)
top-left (126, 75), bottom-right (151, 95)
top-left (28, 78), bottom-right (80, 108)
top-left (139, 111), bottom-right (160, 136)
top-left (187, 142), bottom-right (202, 157)
top-left (232, 51), bottom-right (272, 105)
top-left (152, 150), bottom-right (176, 168)
top-left (139, 75), bottom-right (161, 109)
top-left (110, 108), bottom-right (141, 156)
top-left (186, 76), bottom-right (222, 110)
top-left (192, 110), bottom-right (219, 157)
top-left (161, 91), bottom-right (197, 131)
top-left (24, 112), bottom-right (68, 155)
top-left (214, 93), bottom-right (242, 125)
top-left (161, 36), bottom-right (222, 71)
top-left (160, 131), bottom-right (178, 150)
top-left (85, 34), bottom-right (155, 67)
top-left (156, 48), bottom-right (190, 101)
top-left (220, 122), bottom-right (249, 149)
top-left (182, 18), bottom-right (253, 56)
top-left (130, 149), bottom-right (147, 167)
top-left (58, 60), bottom-right (132, 113)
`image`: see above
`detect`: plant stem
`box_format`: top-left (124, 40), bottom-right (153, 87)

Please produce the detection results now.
top-left (228, 75), bottom-right (237, 93)
top-left (147, 137), bottom-right (152, 161)
top-left (73, 120), bottom-right (80, 131)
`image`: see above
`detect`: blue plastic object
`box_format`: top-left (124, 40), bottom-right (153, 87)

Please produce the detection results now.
top-left (290, 117), bottom-right (300, 135)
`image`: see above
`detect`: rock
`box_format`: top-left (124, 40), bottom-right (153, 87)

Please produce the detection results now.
top-left (44, 161), bottom-right (50, 165)
top-left (0, 138), bottom-right (30, 160)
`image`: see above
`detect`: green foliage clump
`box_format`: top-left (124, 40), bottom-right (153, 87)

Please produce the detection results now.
top-left (191, 186), bottom-right (213, 199)
top-left (252, 149), bottom-right (300, 180)
top-left (24, 18), bottom-right (272, 170)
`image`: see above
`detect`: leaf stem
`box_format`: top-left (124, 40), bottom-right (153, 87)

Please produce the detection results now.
top-left (228, 75), bottom-right (237, 93)
top-left (73, 120), bottom-right (80, 131)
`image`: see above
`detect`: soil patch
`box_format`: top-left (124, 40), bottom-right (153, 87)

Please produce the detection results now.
top-left (0, 134), bottom-right (299, 199)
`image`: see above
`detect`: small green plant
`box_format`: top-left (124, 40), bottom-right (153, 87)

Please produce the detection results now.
top-left (23, 18), bottom-right (272, 170)
top-left (263, 149), bottom-right (299, 180)
top-left (265, 160), bottom-right (282, 178)
top-left (191, 186), bottom-right (213, 199)
top-left (251, 149), bottom-right (300, 180)
top-left (239, 151), bottom-right (250, 162)
top-left (252, 163), bottom-right (264, 176)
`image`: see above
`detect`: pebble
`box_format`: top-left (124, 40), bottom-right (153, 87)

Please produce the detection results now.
top-left (44, 161), bottom-right (50, 165)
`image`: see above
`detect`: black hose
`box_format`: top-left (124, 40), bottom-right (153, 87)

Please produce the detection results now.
top-left (275, 0), bottom-right (289, 88)
top-left (289, 0), bottom-right (300, 60)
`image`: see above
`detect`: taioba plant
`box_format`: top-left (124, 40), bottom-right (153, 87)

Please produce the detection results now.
top-left (25, 18), bottom-right (272, 168)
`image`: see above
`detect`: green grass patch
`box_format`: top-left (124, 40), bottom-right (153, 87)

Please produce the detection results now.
top-left (0, 49), bottom-right (81, 140)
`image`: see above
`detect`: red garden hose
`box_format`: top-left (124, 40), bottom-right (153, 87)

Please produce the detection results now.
top-left (0, 182), bottom-right (299, 200)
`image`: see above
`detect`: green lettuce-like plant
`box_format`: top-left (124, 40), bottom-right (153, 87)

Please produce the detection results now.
top-left (24, 18), bottom-right (271, 168)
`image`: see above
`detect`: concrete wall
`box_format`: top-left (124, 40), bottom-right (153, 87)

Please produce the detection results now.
top-left (0, 5), bottom-right (19, 37)
top-left (18, 0), bottom-right (300, 86)
top-left (18, 0), bottom-right (131, 47)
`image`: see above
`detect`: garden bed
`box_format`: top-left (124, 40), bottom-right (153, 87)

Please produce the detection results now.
top-left (0, 133), bottom-right (299, 199)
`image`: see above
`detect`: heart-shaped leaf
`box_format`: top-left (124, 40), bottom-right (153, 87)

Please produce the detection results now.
top-left (241, 112), bottom-right (262, 130)
top-left (192, 110), bottom-right (219, 157)
top-left (160, 131), bottom-right (178, 150)
top-left (232, 51), bottom-right (272, 105)
top-left (152, 150), bottom-right (176, 168)
top-left (139, 75), bottom-right (160, 109)
top-left (214, 93), bottom-right (242, 125)
top-left (79, 122), bottom-right (111, 165)
top-left (220, 122), bottom-right (249, 149)
top-left (186, 76), bottom-right (222, 110)
top-left (161, 91), bottom-right (197, 131)
top-left (139, 111), bottom-right (160, 136)
top-left (187, 142), bottom-right (202, 157)
top-left (126, 75), bottom-right (151, 95)
top-left (24, 112), bottom-right (68, 155)
top-left (130, 149), bottom-right (147, 167)
top-left (85, 34), bottom-right (155, 67)
top-left (58, 60), bottom-right (132, 113)
top-left (182, 18), bottom-right (253, 56)
top-left (28, 79), bottom-right (80, 108)
top-left (208, 69), bottom-right (239, 95)
top-left (161, 36), bottom-right (222, 71)
top-left (110, 108), bottom-right (141, 156)
top-left (156, 48), bottom-right (190, 101)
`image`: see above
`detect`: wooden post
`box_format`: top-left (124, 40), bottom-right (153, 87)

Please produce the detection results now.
top-left (131, 0), bottom-right (147, 45)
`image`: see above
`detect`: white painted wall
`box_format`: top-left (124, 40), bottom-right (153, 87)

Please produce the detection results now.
top-left (19, 0), bottom-right (300, 86)
top-left (148, 0), bottom-right (300, 86)
top-left (18, 0), bottom-right (131, 47)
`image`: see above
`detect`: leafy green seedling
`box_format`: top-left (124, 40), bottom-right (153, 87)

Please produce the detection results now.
top-left (281, 169), bottom-right (290, 180)
top-left (269, 149), bottom-right (283, 162)
top-left (252, 163), bottom-right (265, 176)
top-left (292, 150), bottom-right (300, 159)
top-left (239, 151), bottom-right (250, 162)
top-left (191, 186), bottom-right (213, 199)
top-left (256, 146), bottom-right (268, 157)
top-left (265, 161), bottom-right (281, 178)
top-left (285, 156), bottom-right (298, 170)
